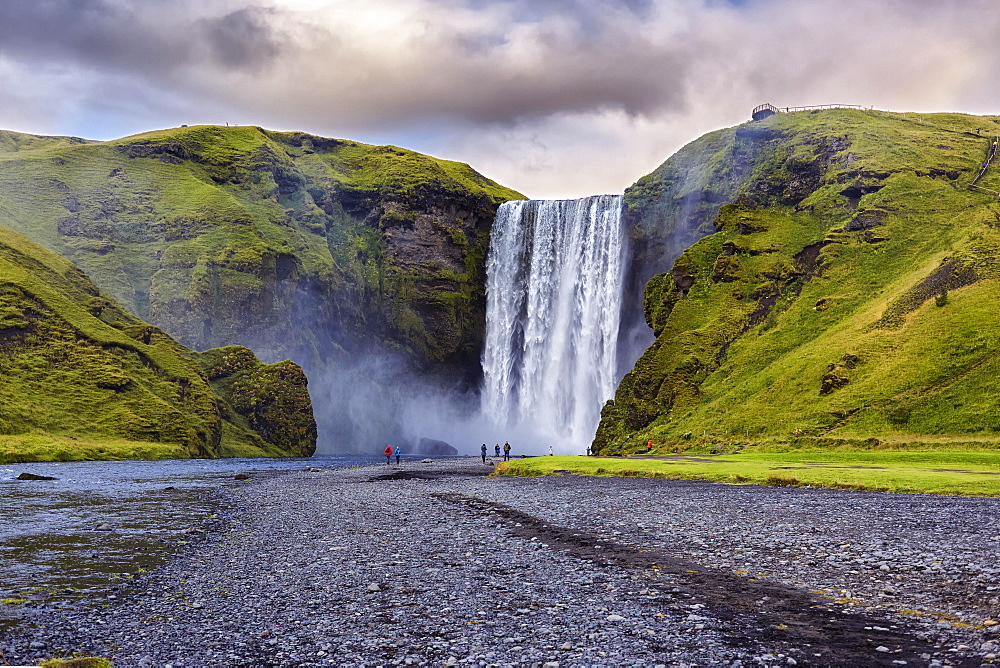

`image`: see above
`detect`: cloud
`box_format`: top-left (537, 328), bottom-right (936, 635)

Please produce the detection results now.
top-left (231, 0), bottom-right (698, 126)
top-left (1, 0), bottom-right (999, 197)
top-left (0, 1), bottom-right (697, 130)
top-left (201, 6), bottom-right (288, 71)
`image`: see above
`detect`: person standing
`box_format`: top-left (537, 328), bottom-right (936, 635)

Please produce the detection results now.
top-left (548, 444), bottom-right (553, 456)
top-left (383, 445), bottom-right (393, 465)
top-left (394, 446), bottom-right (401, 465)
top-left (494, 444), bottom-right (501, 458)
top-left (480, 443), bottom-right (488, 464)
top-left (646, 440), bottom-right (653, 453)
top-left (503, 441), bottom-right (511, 461)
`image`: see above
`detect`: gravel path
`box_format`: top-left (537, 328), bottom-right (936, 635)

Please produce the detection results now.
top-left (2, 458), bottom-right (999, 667)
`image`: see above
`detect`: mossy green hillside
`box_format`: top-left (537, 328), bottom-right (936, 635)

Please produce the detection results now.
top-left (201, 346), bottom-right (317, 456)
top-left (598, 109), bottom-right (1000, 453)
top-left (496, 449), bottom-right (1000, 497)
top-left (0, 225), bottom-right (315, 462)
top-left (0, 125), bottom-right (524, 371)
top-left (0, 124), bottom-right (524, 449)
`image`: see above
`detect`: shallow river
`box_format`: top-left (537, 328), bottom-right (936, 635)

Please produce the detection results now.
top-left (0, 455), bottom-right (381, 632)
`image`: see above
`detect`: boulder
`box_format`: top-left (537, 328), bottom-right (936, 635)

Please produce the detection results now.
top-left (17, 472), bottom-right (57, 481)
top-left (412, 438), bottom-right (458, 456)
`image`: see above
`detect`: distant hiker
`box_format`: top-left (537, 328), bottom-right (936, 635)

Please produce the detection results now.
top-left (548, 444), bottom-right (554, 456)
top-left (394, 446), bottom-right (401, 465)
top-left (586, 446), bottom-right (591, 456)
top-left (384, 445), bottom-right (393, 465)
top-left (503, 441), bottom-right (511, 461)
top-left (646, 440), bottom-right (653, 453)
top-left (481, 443), bottom-right (488, 464)
top-left (495, 444), bottom-right (501, 458)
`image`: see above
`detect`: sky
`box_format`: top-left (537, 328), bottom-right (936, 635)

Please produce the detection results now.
top-left (1, 0), bottom-right (999, 199)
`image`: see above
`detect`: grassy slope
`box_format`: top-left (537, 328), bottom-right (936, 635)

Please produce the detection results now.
top-left (597, 109), bottom-right (1000, 454)
top-left (497, 451), bottom-right (1000, 497)
top-left (0, 125), bottom-right (524, 369)
top-left (0, 225), bottom-right (316, 462)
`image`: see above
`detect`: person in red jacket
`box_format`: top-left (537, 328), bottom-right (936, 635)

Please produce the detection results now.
top-left (646, 440), bottom-right (653, 453)
top-left (384, 445), bottom-right (393, 465)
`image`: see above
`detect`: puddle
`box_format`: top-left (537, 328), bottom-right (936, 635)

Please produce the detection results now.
top-left (0, 455), bottom-right (375, 633)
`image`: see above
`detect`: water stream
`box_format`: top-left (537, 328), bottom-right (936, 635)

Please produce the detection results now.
top-left (0, 456), bottom-right (377, 633)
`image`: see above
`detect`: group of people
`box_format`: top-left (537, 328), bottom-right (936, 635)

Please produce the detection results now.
top-left (383, 446), bottom-right (401, 465)
top-left (480, 441), bottom-right (512, 463)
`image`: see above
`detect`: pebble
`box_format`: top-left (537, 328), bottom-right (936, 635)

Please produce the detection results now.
top-left (1, 459), bottom-right (997, 666)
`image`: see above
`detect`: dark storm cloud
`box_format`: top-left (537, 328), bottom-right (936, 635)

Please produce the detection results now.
top-left (0, 0), bottom-right (288, 75)
top-left (3, 0), bottom-right (1000, 198)
top-left (0, 0), bottom-right (176, 72)
top-left (4, 0), bottom-right (999, 129)
top-left (200, 6), bottom-right (286, 71)
top-left (438, 29), bottom-right (690, 122)
top-left (0, 0), bottom-right (697, 128)
top-left (244, 0), bottom-right (701, 128)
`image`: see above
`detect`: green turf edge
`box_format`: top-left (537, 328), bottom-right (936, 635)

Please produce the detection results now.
top-left (493, 450), bottom-right (1000, 497)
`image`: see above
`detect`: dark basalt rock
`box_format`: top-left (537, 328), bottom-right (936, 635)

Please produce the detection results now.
top-left (412, 438), bottom-right (458, 456)
top-left (17, 472), bottom-right (57, 481)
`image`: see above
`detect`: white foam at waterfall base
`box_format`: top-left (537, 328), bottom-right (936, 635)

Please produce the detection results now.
top-left (481, 195), bottom-right (626, 454)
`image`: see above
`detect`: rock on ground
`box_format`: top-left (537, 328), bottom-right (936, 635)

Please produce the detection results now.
top-left (2, 458), bottom-right (998, 667)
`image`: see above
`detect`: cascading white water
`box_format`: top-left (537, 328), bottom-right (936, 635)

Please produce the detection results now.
top-left (481, 195), bottom-right (626, 452)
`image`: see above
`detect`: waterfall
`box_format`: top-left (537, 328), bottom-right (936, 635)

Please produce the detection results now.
top-left (481, 195), bottom-right (626, 452)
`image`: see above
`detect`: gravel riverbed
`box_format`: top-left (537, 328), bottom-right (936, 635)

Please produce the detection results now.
top-left (2, 458), bottom-right (999, 667)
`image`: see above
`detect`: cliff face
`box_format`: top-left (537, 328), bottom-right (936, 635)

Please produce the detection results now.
top-left (0, 225), bottom-right (316, 462)
top-left (598, 109), bottom-right (1000, 453)
top-left (616, 121), bottom-right (808, 370)
top-left (0, 126), bottom-right (525, 450)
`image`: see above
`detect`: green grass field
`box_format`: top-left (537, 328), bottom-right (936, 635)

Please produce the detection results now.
top-left (0, 430), bottom-right (298, 464)
top-left (0, 433), bottom-right (189, 463)
top-left (496, 449), bottom-right (1000, 497)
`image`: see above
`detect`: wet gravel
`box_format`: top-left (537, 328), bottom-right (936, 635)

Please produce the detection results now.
top-left (2, 458), bottom-right (998, 667)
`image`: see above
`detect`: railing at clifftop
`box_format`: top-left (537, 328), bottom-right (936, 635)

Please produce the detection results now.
top-left (782, 104), bottom-right (868, 112)
top-left (752, 103), bottom-right (872, 121)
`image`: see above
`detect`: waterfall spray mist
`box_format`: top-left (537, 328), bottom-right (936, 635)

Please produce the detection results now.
top-left (481, 195), bottom-right (626, 453)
